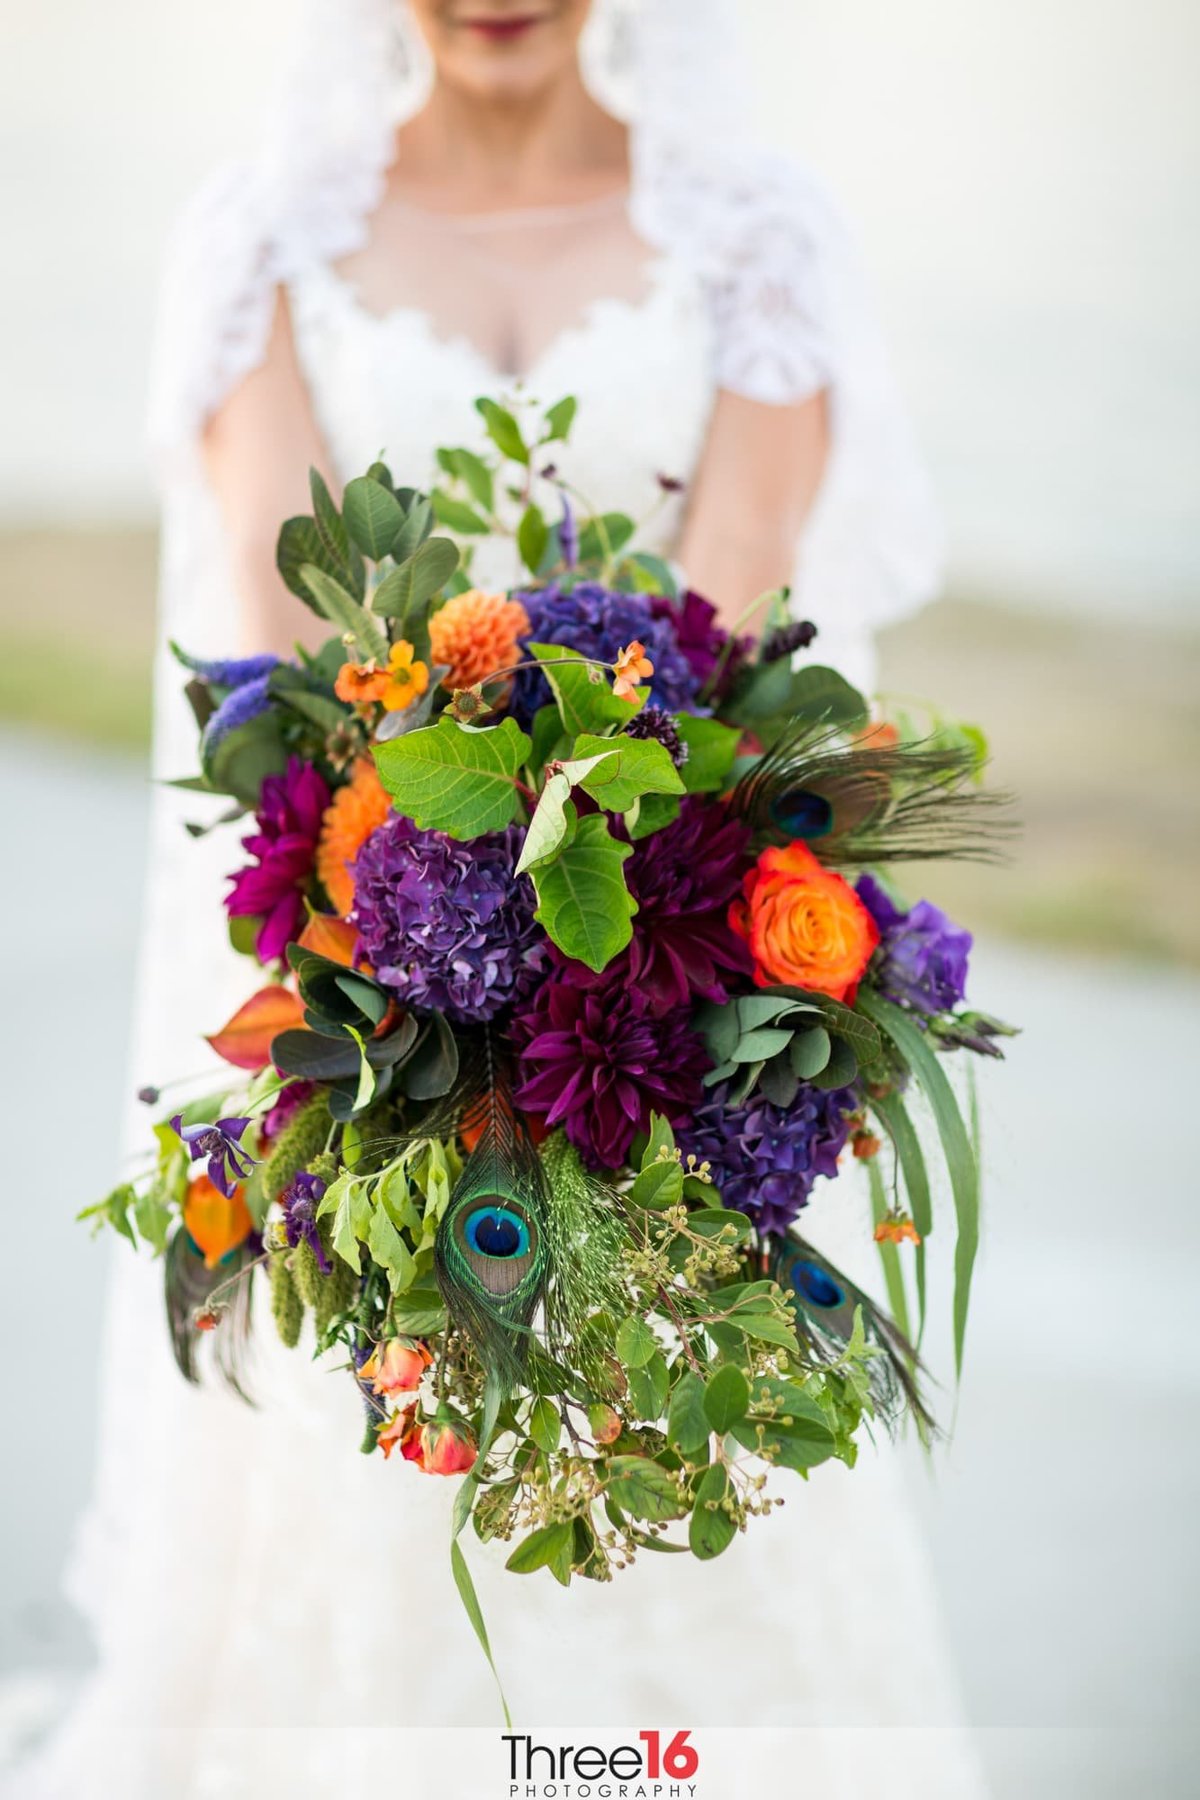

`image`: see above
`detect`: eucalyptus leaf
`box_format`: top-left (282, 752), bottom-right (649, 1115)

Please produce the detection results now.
top-left (343, 475), bottom-right (405, 559)
top-left (475, 397), bottom-right (528, 464)
top-left (299, 564), bottom-right (388, 662)
top-left (432, 491), bottom-right (491, 534)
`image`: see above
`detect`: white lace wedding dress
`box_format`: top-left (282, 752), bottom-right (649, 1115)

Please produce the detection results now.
top-left (17, 10), bottom-right (987, 1794)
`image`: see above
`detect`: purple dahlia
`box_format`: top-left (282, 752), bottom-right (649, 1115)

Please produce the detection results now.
top-left (351, 816), bottom-right (546, 1023)
top-left (649, 588), bottom-right (751, 699)
top-left (512, 972), bottom-right (710, 1171)
top-left (226, 756), bottom-right (330, 964)
top-left (856, 876), bottom-right (972, 1015)
top-left (621, 797), bottom-right (755, 1013)
top-left (509, 582), bottom-right (701, 725)
top-left (680, 1081), bottom-right (857, 1238)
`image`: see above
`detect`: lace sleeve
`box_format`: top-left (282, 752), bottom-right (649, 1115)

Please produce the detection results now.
top-left (145, 162), bottom-right (280, 477)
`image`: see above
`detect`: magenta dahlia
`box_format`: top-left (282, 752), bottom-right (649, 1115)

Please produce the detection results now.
top-left (622, 796), bottom-right (754, 1014)
top-left (226, 756), bottom-right (330, 964)
top-left (512, 971), bottom-right (710, 1171)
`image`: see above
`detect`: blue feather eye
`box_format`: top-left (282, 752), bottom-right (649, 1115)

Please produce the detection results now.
top-left (464, 1205), bottom-right (530, 1261)
top-left (769, 788), bottom-right (834, 839)
top-left (789, 1259), bottom-right (844, 1309)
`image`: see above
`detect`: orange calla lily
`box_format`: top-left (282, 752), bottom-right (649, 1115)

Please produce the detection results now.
top-left (297, 912), bottom-right (359, 966)
top-left (182, 1174), bottom-right (254, 1269)
top-left (205, 986), bottom-right (305, 1071)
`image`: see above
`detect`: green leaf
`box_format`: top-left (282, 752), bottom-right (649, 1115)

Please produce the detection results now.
top-left (331, 1180), bottom-right (363, 1274)
top-left (299, 564), bottom-right (388, 662)
top-left (872, 1088), bottom-right (933, 1332)
top-left (529, 643), bottom-right (645, 737)
top-left (388, 1285), bottom-right (447, 1336)
top-left (506, 1520), bottom-right (575, 1575)
top-left (667, 1371), bottom-right (710, 1454)
top-left (374, 716), bottom-right (531, 839)
top-left (373, 537), bottom-right (461, 617)
top-left (437, 446), bottom-right (495, 511)
top-left (342, 475), bottom-right (404, 559)
top-left (309, 469), bottom-right (365, 596)
top-left (572, 732), bottom-right (685, 812)
top-left (78, 1182), bottom-right (138, 1247)
top-left (204, 712), bottom-right (288, 808)
top-left (676, 715), bottom-right (742, 793)
top-left (615, 1315), bottom-right (658, 1370)
top-left (732, 1410), bottom-right (836, 1471)
top-left (788, 664), bottom-right (869, 728)
top-left (704, 1364), bottom-right (750, 1434)
top-left (577, 512), bottom-right (635, 562)
top-left (517, 503), bottom-right (549, 575)
top-left (627, 1350), bottom-right (670, 1419)
top-left (859, 992), bottom-right (979, 1375)
top-left (475, 397), bottom-right (528, 464)
top-left (689, 1463), bottom-right (736, 1560)
top-left (789, 1027), bottom-right (832, 1078)
top-left (626, 551), bottom-right (677, 597)
top-left (528, 1395), bottom-right (561, 1455)
top-left (367, 1201), bottom-right (416, 1292)
top-left (531, 812), bottom-right (635, 971)
top-left (801, 992), bottom-right (883, 1065)
top-left (628, 1156), bottom-right (683, 1211)
top-left (514, 774), bottom-right (578, 877)
top-left (811, 1033), bottom-right (857, 1091)
top-left (132, 1185), bottom-right (172, 1254)
top-left (542, 395), bottom-right (577, 442)
top-left (276, 515), bottom-right (347, 609)
top-left (729, 1026), bottom-right (795, 1064)
top-left (625, 792), bottom-right (682, 839)
top-left (431, 491), bottom-right (491, 534)
top-left (605, 1455), bottom-right (685, 1523)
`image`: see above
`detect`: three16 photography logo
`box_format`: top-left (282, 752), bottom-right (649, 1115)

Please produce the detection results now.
top-left (503, 1729), bottom-right (701, 1798)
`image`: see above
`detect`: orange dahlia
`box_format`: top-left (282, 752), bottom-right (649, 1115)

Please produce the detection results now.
top-left (428, 589), bottom-right (530, 692)
top-left (317, 758), bottom-right (391, 915)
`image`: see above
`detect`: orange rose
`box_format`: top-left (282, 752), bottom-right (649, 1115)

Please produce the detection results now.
top-left (729, 842), bottom-right (879, 1002)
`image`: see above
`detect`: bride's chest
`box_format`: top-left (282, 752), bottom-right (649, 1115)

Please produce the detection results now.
top-left (287, 257), bottom-right (717, 563)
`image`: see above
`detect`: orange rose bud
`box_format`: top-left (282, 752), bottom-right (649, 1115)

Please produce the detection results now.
top-left (182, 1175), bottom-right (254, 1270)
top-left (874, 1214), bottom-right (922, 1246)
top-left (193, 1307), bottom-right (222, 1332)
top-left (852, 1130), bottom-right (883, 1160)
top-left (404, 1415), bottom-right (478, 1476)
top-left (728, 842), bottom-right (879, 1003)
top-left (360, 1338), bottom-right (433, 1396)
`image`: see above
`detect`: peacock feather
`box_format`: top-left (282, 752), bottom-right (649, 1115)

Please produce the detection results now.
top-left (433, 1031), bottom-right (550, 1395)
top-left (728, 721), bottom-right (1013, 865)
top-left (165, 1229), bottom-right (256, 1401)
top-left (774, 1235), bottom-right (934, 1433)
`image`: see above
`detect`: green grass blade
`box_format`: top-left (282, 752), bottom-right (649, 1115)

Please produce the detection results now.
top-left (871, 1089), bottom-right (933, 1342)
top-left (450, 1539), bottom-right (512, 1728)
top-left (866, 1155), bottom-right (912, 1342)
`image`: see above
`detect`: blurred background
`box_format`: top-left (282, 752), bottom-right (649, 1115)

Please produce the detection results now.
top-left (1, 1), bottom-right (1196, 1795)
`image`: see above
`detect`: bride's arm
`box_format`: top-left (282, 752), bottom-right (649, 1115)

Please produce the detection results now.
top-left (201, 289), bottom-right (335, 656)
top-left (677, 386), bottom-right (829, 634)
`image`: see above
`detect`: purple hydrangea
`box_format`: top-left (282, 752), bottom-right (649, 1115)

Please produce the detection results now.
top-left (509, 582), bottom-right (701, 725)
top-left (856, 876), bottom-right (972, 1015)
top-left (680, 1081), bottom-right (857, 1237)
top-left (351, 817), bottom-right (547, 1023)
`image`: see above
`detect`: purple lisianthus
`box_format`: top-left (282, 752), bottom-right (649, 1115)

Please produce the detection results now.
top-left (512, 970), bottom-right (710, 1171)
top-left (351, 816), bottom-right (546, 1023)
top-left (680, 1081), bottom-right (856, 1237)
top-left (226, 756), bottom-right (330, 964)
top-left (508, 582), bottom-right (701, 725)
top-left (171, 1113), bottom-right (256, 1199)
top-left (856, 876), bottom-right (972, 1015)
top-left (649, 588), bottom-right (751, 700)
top-left (281, 1170), bottom-right (331, 1275)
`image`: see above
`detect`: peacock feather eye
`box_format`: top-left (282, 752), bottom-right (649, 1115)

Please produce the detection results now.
top-left (788, 1258), bottom-right (845, 1309)
top-left (449, 1192), bottom-right (540, 1301)
top-left (770, 787), bottom-right (834, 839)
top-left (464, 1204), bottom-right (530, 1260)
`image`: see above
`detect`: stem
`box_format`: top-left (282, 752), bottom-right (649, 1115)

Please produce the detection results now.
top-left (657, 1283), bottom-right (703, 1373)
top-left (698, 586), bottom-right (788, 704)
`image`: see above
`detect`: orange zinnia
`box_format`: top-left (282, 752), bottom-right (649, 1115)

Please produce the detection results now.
top-left (428, 589), bottom-right (530, 692)
top-left (317, 757), bottom-right (392, 915)
top-left (729, 841), bottom-right (880, 1003)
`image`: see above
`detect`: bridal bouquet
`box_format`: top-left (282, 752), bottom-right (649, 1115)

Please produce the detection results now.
top-left (86, 393), bottom-right (1013, 1609)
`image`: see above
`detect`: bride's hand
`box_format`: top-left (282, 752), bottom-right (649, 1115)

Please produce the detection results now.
top-left (677, 386), bottom-right (829, 635)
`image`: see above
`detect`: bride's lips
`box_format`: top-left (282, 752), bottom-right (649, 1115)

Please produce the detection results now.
top-left (460, 14), bottom-right (544, 40)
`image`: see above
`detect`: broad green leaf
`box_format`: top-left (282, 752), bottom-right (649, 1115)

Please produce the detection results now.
top-left (687, 1208), bottom-right (752, 1242)
top-left (625, 792), bottom-right (682, 839)
top-left (801, 992), bottom-right (883, 1065)
top-left (788, 664), bottom-right (869, 728)
top-left (437, 446), bottom-right (495, 511)
top-left (432, 491), bottom-right (490, 534)
top-left (276, 515), bottom-right (346, 609)
top-left (667, 1371), bottom-right (710, 1454)
top-left (388, 1286), bottom-right (448, 1336)
top-left (475, 397), bottom-right (528, 464)
top-left (343, 475), bottom-right (405, 559)
top-left (204, 712), bottom-right (288, 808)
top-left (626, 551), bottom-right (677, 597)
top-left (542, 395), bottom-right (577, 441)
top-left (628, 1156), bottom-right (683, 1210)
top-left (627, 1350), bottom-right (670, 1419)
top-left (390, 495), bottom-right (435, 563)
top-left (374, 716), bottom-right (531, 839)
top-left (77, 1182), bottom-right (137, 1247)
top-left (689, 1463), bottom-right (736, 1560)
top-left (506, 1520), bottom-right (574, 1575)
top-left (577, 512), bottom-right (635, 562)
top-left (676, 715), bottom-right (742, 793)
top-left (372, 537), bottom-right (461, 617)
top-left (367, 1201), bottom-right (416, 1292)
top-left (299, 563), bottom-right (388, 661)
top-left (704, 1363), bottom-right (750, 1434)
top-left (811, 1033), bottom-right (857, 1091)
top-left (331, 1180), bottom-right (363, 1274)
top-left (309, 468), bottom-right (365, 596)
top-left (605, 1455), bottom-right (685, 1523)
top-left (517, 502), bottom-right (549, 575)
top-left (859, 992), bottom-right (979, 1375)
top-left (789, 1026), bottom-right (832, 1078)
top-left (529, 643), bottom-right (645, 737)
top-left (572, 732), bottom-right (685, 812)
top-left (615, 1314), bottom-right (658, 1370)
top-left (531, 813), bottom-right (635, 971)
top-left (729, 1026), bottom-right (795, 1064)
top-left (514, 774), bottom-right (577, 877)
top-left (528, 1395), bottom-right (561, 1454)
top-left (132, 1185), bottom-right (172, 1254)
top-left (732, 1411), bottom-right (836, 1471)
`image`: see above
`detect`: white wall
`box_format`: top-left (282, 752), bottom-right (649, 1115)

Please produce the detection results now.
top-left (2, 1), bottom-right (1197, 616)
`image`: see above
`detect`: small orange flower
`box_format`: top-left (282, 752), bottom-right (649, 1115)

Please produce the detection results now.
top-left (193, 1307), bottom-right (222, 1332)
top-left (612, 640), bottom-right (654, 701)
top-left (182, 1174), bottom-right (254, 1270)
top-left (852, 1130), bottom-right (883, 1161)
top-left (874, 1214), bottom-right (922, 1246)
top-left (729, 841), bottom-right (880, 1003)
top-left (382, 640), bottom-right (430, 713)
top-left (428, 589), bottom-right (530, 692)
top-left (317, 757), bottom-right (391, 915)
top-left (377, 1406), bottom-right (418, 1460)
top-left (360, 1338), bottom-right (433, 1396)
top-left (853, 720), bottom-right (900, 751)
top-left (335, 658), bottom-right (390, 706)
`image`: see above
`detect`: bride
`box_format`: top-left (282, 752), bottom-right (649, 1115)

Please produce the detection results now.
top-left (22, 2), bottom-right (985, 1795)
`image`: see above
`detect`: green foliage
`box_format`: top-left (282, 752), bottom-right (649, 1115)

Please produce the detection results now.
top-left (531, 813), bottom-right (636, 970)
top-left (260, 1095), bottom-right (331, 1206)
top-left (528, 643), bottom-right (645, 737)
top-left (374, 716), bottom-right (531, 839)
top-left (698, 989), bottom-right (879, 1109)
top-left (571, 732), bottom-right (685, 812)
top-left (475, 397), bottom-right (528, 464)
top-left (675, 715), bottom-right (743, 793)
top-left (269, 1251), bottom-right (304, 1348)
